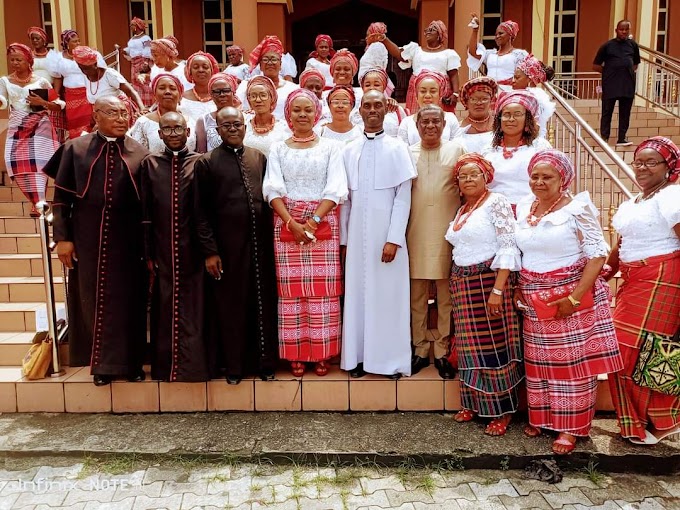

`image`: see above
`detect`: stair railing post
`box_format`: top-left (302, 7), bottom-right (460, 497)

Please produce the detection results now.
top-left (574, 124), bottom-right (582, 194)
top-left (36, 201), bottom-right (64, 376)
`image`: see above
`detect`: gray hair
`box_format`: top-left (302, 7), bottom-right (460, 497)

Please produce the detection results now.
top-left (415, 104), bottom-right (445, 124)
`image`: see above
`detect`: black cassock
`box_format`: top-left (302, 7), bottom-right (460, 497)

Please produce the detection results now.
top-left (194, 144), bottom-right (278, 378)
top-left (45, 132), bottom-right (148, 376)
top-left (140, 147), bottom-right (209, 382)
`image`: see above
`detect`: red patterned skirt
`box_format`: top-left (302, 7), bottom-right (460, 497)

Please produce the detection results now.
top-left (64, 87), bottom-right (93, 139)
top-left (131, 56), bottom-right (154, 107)
top-left (4, 110), bottom-right (58, 204)
top-left (274, 199), bottom-right (343, 362)
top-left (609, 251), bottom-right (680, 440)
top-left (520, 259), bottom-right (622, 435)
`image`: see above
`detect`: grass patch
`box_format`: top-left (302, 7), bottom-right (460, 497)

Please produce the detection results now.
top-left (582, 460), bottom-right (605, 486)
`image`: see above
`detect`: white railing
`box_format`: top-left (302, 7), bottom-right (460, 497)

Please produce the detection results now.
top-left (544, 82), bottom-right (638, 245)
top-left (103, 44), bottom-right (121, 73)
top-left (551, 72), bottom-right (601, 102)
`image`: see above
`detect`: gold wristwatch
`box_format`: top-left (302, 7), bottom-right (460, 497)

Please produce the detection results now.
top-left (567, 295), bottom-right (581, 308)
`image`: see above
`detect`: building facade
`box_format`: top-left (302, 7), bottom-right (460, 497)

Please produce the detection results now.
top-left (0, 0), bottom-right (676, 82)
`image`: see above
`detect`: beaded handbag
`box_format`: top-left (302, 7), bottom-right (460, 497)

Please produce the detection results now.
top-left (633, 329), bottom-right (680, 396)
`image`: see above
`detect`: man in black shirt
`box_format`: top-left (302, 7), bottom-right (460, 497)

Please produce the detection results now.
top-left (593, 20), bottom-right (640, 146)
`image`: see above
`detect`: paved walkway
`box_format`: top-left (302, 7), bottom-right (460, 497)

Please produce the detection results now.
top-left (0, 456), bottom-right (679, 509)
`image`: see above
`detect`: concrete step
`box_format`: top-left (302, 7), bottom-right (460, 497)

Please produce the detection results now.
top-left (0, 276), bottom-right (64, 303)
top-left (0, 233), bottom-right (41, 254)
top-left (0, 303), bottom-right (50, 332)
top-left (0, 253), bottom-right (61, 278)
top-left (0, 216), bottom-right (39, 234)
top-left (0, 332), bottom-right (68, 366)
top-left (0, 185), bottom-right (55, 203)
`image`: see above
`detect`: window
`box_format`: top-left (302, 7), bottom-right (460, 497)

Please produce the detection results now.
top-left (129, 0), bottom-right (154, 39)
top-left (552, 0), bottom-right (578, 75)
top-left (481, 0), bottom-right (503, 50)
top-left (203, 0), bottom-right (233, 66)
top-left (41, 0), bottom-right (54, 48)
top-left (656, 0), bottom-right (668, 53)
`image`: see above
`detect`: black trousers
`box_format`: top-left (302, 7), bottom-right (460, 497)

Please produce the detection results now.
top-left (600, 96), bottom-right (634, 141)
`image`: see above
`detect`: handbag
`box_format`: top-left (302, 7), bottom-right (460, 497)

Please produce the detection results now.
top-left (632, 328), bottom-right (680, 396)
top-left (279, 220), bottom-right (332, 242)
top-left (528, 282), bottom-right (594, 320)
top-left (21, 331), bottom-right (53, 380)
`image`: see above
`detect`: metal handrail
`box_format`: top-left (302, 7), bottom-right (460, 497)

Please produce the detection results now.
top-left (103, 44), bottom-right (121, 73)
top-left (639, 44), bottom-right (680, 71)
top-left (636, 54), bottom-right (680, 118)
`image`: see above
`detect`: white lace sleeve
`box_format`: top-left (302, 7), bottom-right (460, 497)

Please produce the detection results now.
top-left (321, 142), bottom-right (349, 204)
top-left (127, 118), bottom-right (149, 149)
top-left (262, 142), bottom-right (287, 202)
top-left (489, 195), bottom-right (522, 271)
top-left (466, 43), bottom-right (489, 71)
top-left (573, 193), bottom-right (610, 259)
top-left (445, 49), bottom-right (462, 71)
top-left (657, 185), bottom-right (680, 227)
top-left (397, 119), bottom-right (409, 145)
top-left (0, 78), bottom-right (8, 110)
top-left (398, 41), bottom-right (420, 70)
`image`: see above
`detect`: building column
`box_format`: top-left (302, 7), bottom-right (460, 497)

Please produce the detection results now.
top-left (635, 0), bottom-right (654, 49)
top-left (532, 0), bottom-right (552, 61)
top-left (257, 0), bottom-right (287, 48)
top-left (161, 0), bottom-right (174, 38)
top-left (452, 0), bottom-right (481, 81)
top-left (84, 0), bottom-right (103, 50)
top-left (233, 0), bottom-right (259, 53)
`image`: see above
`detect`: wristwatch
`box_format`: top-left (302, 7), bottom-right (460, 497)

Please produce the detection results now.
top-left (312, 214), bottom-right (322, 224)
top-left (567, 295), bottom-right (581, 308)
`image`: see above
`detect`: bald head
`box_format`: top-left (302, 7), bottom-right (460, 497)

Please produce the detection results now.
top-left (216, 106), bottom-right (246, 147)
top-left (360, 90), bottom-right (386, 133)
top-left (159, 111), bottom-right (186, 128)
top-left (94, 96), bottom-right (129, 138)
top-left (216, 106), bottom-right (244, 124)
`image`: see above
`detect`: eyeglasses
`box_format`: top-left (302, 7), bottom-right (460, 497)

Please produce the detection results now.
top-left (218, 122), bottom-right (244, 130)
top-left (95, 109), bottom-right (129, 120)
top-left (423, 28), bottom-right (438, 34)
top-left (468, 97), bottom-right (491, 104)
top-left (248, 92), bottom-right (270, 101)
top-left (330, 99), bottom-right (351, 106)
top-left (159, 126), bottom-right (187, 135)
top-left (632, 160), bottom-right (666, 169)
top-left (457, 173), bottom-right (484, 181)
top-left (501, 112), bottom-right (526, 121)
top-left (261, 57), bottom-right (280, 64)
top-left (211, 88), bottom-right (232, 96)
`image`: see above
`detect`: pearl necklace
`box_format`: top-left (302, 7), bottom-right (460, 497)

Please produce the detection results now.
top-left (452, 190), bottom-right (489, 232)
top-left (251, 116), bottom-right (275, 135)
top-left (527, 194), bottom-right (564, 227)
top-left (425, 44), bottom-right (443, 51)
top-left (292, 133), bottom-right (317, 143)
top-left (501, 139), bottom-right (524, 159)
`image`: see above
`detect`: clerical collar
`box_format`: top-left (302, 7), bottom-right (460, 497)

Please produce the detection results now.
top-left (96, 131), bottom-right (121, 143)
top-left (164, 145), bottom-right (189, 157)
top-left (224, 144), bottom-right (245, 155)
top-left (363, 129), bottom-right (385, 140)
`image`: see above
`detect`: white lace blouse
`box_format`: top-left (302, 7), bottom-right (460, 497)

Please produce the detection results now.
top-left (179, 97), bottom-right (216, 127)
top-left (305, 58), bottom-right (333, 88)
top-left (445, 192), bottom-right (521, 270)
top-left (319, 124), bottom-right (363, 144)
top-left (399, 42), bottom-right (461, 75)
top-left (263, 137), bottom-right (348, 204)
top-left (0, 76), bottom-right (60, 112)
top-left (466, 45), bottom-right (528, 91)
top-left (482, 137), bottom-right (552, 205)
top-left (85, 68), bottom-right (129, 103)
top-left (243, 113), bottom-right (291, 157)
top-left (150, 63), bottom-right (193, 92)
top-left (515, 191), bottom-right (610, 273)
top-left (128, 115), bottom-right (196, 152)
top-left (397, 112), bottom-right (461, 146)
top-left (459, 130), bottom-right (493, 154)
top-left (33, 50), bottom-right (59, 84)
top-left (53, 55), bottom-right (87, 89)
top-left (612, 185), bottom-right (680, 263)
top-left (225, 63), bottom-right (250, 82)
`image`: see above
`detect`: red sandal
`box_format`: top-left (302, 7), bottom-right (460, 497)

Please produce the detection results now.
top-left (524, 425), bottom-right (542, 438)
top-left (485, 416), bottom-right (511, 436)
top-left (453, 409), bottom-right (476, 423)
top-left (314, 361), bottom-right (329, 376)
top-left (552, 433), bottom-right (577, 455)
top-left (290, 361), bottom-right (305, 377)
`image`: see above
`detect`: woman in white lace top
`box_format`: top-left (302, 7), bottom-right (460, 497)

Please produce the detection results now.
top-left (481, 90), bottom-right (551, 208)
top-left (129, 74), bottom-right (196, 151)
top-left (195, 73), bottom-right (241, 153)
top-left (515, 149), bottom-right (622, 455)
top-left (179, 52), bottom-right (220, 127)
top-left (458, 77), bottom-right (497, 154)
top-left (606, 137), bottom-right (680, 445)
top-left (445, 154), bottom-right (522, 437)
top-left (242, 76), bottom-right (290, 157)
top-left (263, 89), bottom-right (348, 379)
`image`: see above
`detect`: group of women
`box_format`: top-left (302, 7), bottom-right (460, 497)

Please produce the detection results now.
top-left (1, 16), bottom-right (679, 457)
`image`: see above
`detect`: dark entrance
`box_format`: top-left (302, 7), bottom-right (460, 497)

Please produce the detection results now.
top-left (289, 0), bottom-right (418, 101)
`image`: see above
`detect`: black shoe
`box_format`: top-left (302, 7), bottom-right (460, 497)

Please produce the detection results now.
top-left (226, 375), bottom-right (242, 385)
top-left (411, 355), bottom-right (430, 375)
top-left (616, 139), bottom-right (633, 146)
top-left (127, 370), bottom-right (146, 383)
top-left (93, 375), bottom-right (112, 387)
top-left (386, 373), bottom-right (401, 380)
top-left (434, 357), bottom-right (457, 380)
top-left (259, 370), bottom-right (275, 381)
top-left (349, 363), bottom-right (366, 378)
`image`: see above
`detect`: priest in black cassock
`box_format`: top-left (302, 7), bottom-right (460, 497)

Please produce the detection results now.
top-left (45, 97), bottom-right (148, 386)
top-left (140, 112), bottom-right (209, 382)
top-left (194, 107), bottom-right (278, 384)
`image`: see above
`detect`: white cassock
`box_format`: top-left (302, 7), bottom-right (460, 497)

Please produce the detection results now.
top-left (340, 132), bottom-right (417, 376)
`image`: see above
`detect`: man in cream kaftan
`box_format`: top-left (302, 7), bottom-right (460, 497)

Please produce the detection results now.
top-left (340, 90), bottom-right (417, 378)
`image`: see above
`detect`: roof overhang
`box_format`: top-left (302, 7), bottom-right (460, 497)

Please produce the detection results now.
top-left (258, 0), bottom-right (294, 14)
